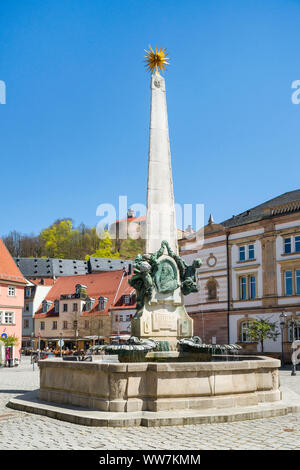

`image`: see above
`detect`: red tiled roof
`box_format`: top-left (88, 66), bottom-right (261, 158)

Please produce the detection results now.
top-left (35, 270), bottom-right (136, 318)
top-left (0, 239), bottom-right (26, 285)
top-left (110, 305), bottom-right (136, 310)
top-left (28, 278), bottom-right (56, 286)
top-left (111, 274), bottom-right (136, 308)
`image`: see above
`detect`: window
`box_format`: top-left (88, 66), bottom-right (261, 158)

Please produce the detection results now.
top-left (25, 288), bottom-right (31, 297)
top-left (240, 321), bottom-right (254, 342)
top-left (126, 315), bottom-right (131, 322)
top-left (54, 300), bottom-right (59, 313)
top-left (99, 297), bottom-right (108, 311)
top-left (40, 321), bottom-right (45, 330)
top-left (52, 321), bottom-right (57, 330)
top-left (119, 315), bottom-right (124, 322)
top-left (283, 236), bottom-right (300, 254)
top-left (285, 271), bottom-right (293, 296)
top-left (240, 277), bottom-right (247, 300)
top-left (239, 275), bottom-right (256, 300)
top-left (239, 244), bottom-right (255, 261)
top-left (85, 298), bottom-right (95, 311)
top-left (42, 300), bottom-right (52, 313)
top-left (296, 236), bottom-right (300, 253)
top-left (248, 245), bottom-right (255, 260)
top-left (73, 303), bottom-right (78, 312)
top-left (207, 279), bottom-right (217, 300)
top-left (25, 304), bottom-right (30, 312)
top-left (63, 321), bottom-right (68, 329)
top-left (288, 321), bottom-right (300, 342)
top-left (250, 276), bottom-right (256, 299)
top-left (8, 286), bottom-right (16, 297)
top-left (284, 238), bottom-right (292, 254)
top-left (73, 320), bottom-right (78, 329)
top-left (239, 246), bottom-right (245, 261)
top-left (4, 312), bottom-right (14, 324)
top-left (63, 304), bottom-right (68, 312)
top-left (296, 270), bottom-right (300, 296)
top-left (24, 319), bottom-right (29, 329)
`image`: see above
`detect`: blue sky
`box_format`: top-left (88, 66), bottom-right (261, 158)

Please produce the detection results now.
top-left (1, 0), bottom-right (300, 236)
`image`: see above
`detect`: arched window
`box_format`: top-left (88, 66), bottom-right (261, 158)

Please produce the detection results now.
top-left (206, 278), bottom-right (217, 300)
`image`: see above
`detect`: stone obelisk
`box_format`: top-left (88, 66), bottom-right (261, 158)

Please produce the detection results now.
top-left (146, 73), bottom-right (178, 255)
top-left (130, 47), bottom-right (197, 350)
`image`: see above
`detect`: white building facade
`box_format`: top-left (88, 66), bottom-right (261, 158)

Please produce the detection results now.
top-left (179, 190), bottom-right (300, 356)
top-left (22, 279), bottom-right (53, 348)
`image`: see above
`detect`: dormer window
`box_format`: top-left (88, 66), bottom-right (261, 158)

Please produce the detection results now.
top-left (99, 297), bottom-right (108, 311)
top-left (42, 300), bottom-right (53, 313)
top-left (85, 297), bottom-right (95, 311)
top-left (75, 284), bottom-right (87, 297)
top-left (123, 294), bottom-right (131, 305)
top-left (54, 300), bottom-right (59, 313)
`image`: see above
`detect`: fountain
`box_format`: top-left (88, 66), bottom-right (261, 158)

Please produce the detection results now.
top-left (8, 46), bottom-right (293, 427)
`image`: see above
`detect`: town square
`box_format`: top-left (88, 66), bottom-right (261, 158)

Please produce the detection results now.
top-left (1, 0), bottom-right (300, 458)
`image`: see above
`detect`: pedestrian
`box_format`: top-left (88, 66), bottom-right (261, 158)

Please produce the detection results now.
top-left (5, 348), bottom-right (9, 367)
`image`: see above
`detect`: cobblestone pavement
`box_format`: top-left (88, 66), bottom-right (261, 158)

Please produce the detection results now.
top-left (0, 357), bottom-right (300, 450)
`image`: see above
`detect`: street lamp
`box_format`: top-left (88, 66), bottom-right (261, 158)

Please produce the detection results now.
top-left (279, 312), bottom-right (287, 367)
top-left (37, 330), bottom-right (41, 362)
top-left (31, 332), bottom-right (35, 371)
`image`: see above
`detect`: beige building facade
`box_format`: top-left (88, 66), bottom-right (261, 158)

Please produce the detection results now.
top-left (179, 190), bottom-right (300, 357)
top-left (34, 270), bottom-right (134, 350)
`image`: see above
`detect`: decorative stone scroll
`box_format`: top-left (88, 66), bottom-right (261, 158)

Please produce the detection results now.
top-left (292, 340), bottom-right (300, 367)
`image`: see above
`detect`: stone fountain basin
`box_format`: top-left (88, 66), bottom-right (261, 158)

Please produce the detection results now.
top-left (38, 356), bottom-right (281, 413)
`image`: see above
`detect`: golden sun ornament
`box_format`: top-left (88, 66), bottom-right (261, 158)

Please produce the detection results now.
top-left (144, 44), bottom-right (170, 75)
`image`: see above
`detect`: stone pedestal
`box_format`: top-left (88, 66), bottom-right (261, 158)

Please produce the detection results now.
top-left (131, 305), bottom-right (193, 350)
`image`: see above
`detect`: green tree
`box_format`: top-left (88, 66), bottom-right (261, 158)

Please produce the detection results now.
top-left (40, 219), bottom-right (73, 258)
top-left (3, 220), bottom-right (130, 260)
top-left (85, 230), bottom-right (120, 260)
top-left (118, 238), bottom-right (146, 259)
top-left (2, 335), bottom-right (19, 348)
top-left (245, 318), bottom-right (279, 353)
